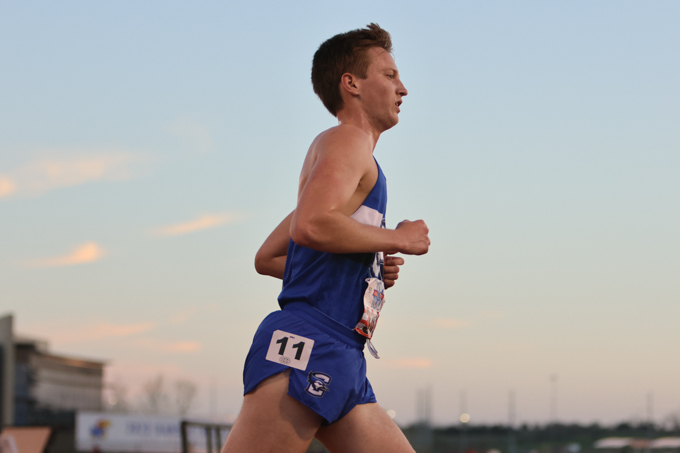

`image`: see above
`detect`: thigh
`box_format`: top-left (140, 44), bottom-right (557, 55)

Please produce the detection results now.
top-left (315, 402), bottom-right (415, 453)
top-left (221, 370), bottom-right (323, 453)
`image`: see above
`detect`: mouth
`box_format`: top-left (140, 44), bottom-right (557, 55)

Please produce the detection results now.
top-left (396, 100), bottom-right (402, 112)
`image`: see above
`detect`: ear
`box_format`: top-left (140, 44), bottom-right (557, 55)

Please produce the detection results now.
top-left (340, 73), bottom-right (361, 97)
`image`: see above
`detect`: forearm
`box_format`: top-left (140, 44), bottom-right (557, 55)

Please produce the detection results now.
top-left (291, 211), bottom-right (404, 254)
top-left (255, 211), bottom-right (293, 279)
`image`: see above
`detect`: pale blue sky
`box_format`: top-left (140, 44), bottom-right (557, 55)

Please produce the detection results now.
top-left (1, 1), bottom-right (679, 426)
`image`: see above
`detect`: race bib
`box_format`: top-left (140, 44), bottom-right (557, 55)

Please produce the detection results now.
top-left (265, 330), bottom-right (314, 371)
top-left (354, 277), bottom-right (385, 341)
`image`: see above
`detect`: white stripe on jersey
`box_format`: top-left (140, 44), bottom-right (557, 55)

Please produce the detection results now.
top-left (351, 205), bottom-right (383, 227)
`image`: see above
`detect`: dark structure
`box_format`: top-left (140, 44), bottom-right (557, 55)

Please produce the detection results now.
top-left (14, 334), bottom-right (105, 426)
top-left (1, 313), bottom-right (106, 453)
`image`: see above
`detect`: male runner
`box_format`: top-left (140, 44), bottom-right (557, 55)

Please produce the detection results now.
top-left (222, 24), bottom-right (430, 453)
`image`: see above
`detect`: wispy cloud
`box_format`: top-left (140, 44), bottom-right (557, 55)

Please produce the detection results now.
top-left (45, 321), bottom-right (156, 344)
top-left (22, 319), bottom-right (199, 354)
top-left (26, 241), bottom-right (106, 268)
top-left (168, 341), bottom-right (202, 352)
top-left (154, 213), bottom-right (244, 237)
top-left (388, 358), bottom-right (434, 369)
top-left (0, 152), bottom-right (140, 199)
top-left (167, 118), bottom-right (213, 153)
top-left (432, 318), bottom-right (473, 329)
top-left (0, 177), bottom-right (16, 197)
top-left (133, 338), bottom-right (203, 353)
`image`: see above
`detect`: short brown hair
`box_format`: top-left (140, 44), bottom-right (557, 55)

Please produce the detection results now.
top-left (311, 23), bottom-right (393, 116)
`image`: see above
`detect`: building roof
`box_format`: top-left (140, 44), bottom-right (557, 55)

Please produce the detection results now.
top-left (15, 334), bottom-right (108, 367)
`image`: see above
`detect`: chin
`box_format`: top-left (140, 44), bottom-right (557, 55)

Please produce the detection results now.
top-left (381, 122), bottom-right (397, 132)
top-left (376, 114), bottom-right (399, 132)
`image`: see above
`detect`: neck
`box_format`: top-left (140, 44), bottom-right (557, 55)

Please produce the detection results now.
top-left (336, 109), bottom-right (381, 149)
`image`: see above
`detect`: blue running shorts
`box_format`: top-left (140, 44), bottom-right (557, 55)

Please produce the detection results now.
top-left (243, 302), bottom-right (377, 424)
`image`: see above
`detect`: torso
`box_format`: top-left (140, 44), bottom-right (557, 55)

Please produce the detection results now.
top-left (278, 130), bottom-right (388, 335)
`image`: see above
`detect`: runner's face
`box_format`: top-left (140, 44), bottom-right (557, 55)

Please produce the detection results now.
top-left (360, 47), bottom-right (408, 131)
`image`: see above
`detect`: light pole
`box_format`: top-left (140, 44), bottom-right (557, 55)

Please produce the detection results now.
top-left (508, 390), bottom-right (517, 453)
top-left (646, 392), bottom-right (654, 453)
top-left (550, 374), bottom-right (558, 423)
top-left (549, 374), bottom-right (558, 453)
top-left (459, 390), bottom-right (469, 453)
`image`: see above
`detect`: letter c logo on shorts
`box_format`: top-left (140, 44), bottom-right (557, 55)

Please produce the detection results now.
top-left (305, 371), bottom-right (332, 398)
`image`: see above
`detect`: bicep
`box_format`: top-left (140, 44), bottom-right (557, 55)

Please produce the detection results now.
top-left (294, 146), bottom-right (367, 223)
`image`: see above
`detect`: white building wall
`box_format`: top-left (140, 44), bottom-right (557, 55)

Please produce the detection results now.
top-left (30, 354), bottom-right (103, 411)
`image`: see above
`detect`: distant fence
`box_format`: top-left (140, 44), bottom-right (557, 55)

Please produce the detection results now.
top-left (180, 420), bottom-right (232, 453)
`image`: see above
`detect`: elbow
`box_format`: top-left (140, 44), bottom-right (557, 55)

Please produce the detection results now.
top-left (290, 218), bottom-right (318, 249)
top-left (254, 251), bottom-right (268, 275)
top-left (290, 226), bottom-right (312, 248)
top-left (254, 256), bottom-right (264, 275)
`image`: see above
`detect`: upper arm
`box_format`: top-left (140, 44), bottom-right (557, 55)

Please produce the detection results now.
top-left (292, 131), bottom-right (372, 237)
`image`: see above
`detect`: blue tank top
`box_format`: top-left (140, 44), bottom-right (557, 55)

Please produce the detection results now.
top-left (278, 160), bottom-right (387, 332)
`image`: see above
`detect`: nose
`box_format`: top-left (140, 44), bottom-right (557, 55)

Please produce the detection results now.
top-left (398, 79), bottom-right (408, 97)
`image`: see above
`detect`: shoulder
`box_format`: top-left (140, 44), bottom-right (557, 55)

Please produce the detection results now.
top-left (315, 125), bottom-right (373, 157)
top-left (308, 125), bottom-right (374, 174)
top-left (298, 125), bottom-right (375, 191)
